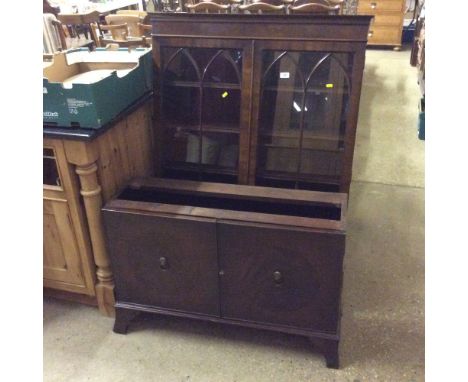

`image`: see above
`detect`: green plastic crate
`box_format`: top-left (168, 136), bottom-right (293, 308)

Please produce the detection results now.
top-left (43, 47), bottom-right (152, 128)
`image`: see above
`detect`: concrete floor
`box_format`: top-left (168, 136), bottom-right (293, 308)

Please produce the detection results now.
top-left (44, 47), bottom-right (425, 382)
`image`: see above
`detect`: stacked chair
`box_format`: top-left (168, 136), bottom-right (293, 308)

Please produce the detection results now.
top-left (184, 0), bottom-right (344, 14)
top-left (100, 11), bottom-right (151, 48)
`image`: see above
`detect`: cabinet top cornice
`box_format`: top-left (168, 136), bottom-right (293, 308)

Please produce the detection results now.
top-left (150, 13), bottom-right (373, 43)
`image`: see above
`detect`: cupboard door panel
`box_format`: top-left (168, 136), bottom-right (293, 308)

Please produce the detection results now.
top-left (358, 0), bottom-right (404, 13)
top-left (103, 211), bottom-right (220, 316)
top-left (43, 199), bottom-right (85, 286)
top-left (159, 44), bottom-right (249, 183)
top-left (254, 47), bottom-right (351, 190)
top-left (367, 25), bottom-right (402, 45)
top-left (218, 221), bottom-right (345, 333)
top-left (372, 12), bottom-right (404, 26)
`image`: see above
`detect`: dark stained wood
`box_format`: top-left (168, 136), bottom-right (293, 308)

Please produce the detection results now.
top-left (340, 47), bottom-right (366, 191)
top-left (114, 307), bottom-right (140, 334)
top-left (310, 337), bottom-right (340, 368)
top-left (238, 40), bottom-right (255, 184)
top-left (151, 13), bottom-right (372, 42)
top-left (105, 176), bottom-right (347, 231)
top-left (105, 198), bottom-right (345, 231)
top-left (128, 177), bottom-right (347, 206)
top-left (151, 13), bottom-right (371, 193)
top-left (115, 301), bottom-right (339, 339)
top-left (102, 177), bottom-right (347, 368)
top-left (102, 210), bottom-right (220, 316)
top-left (218, 221), bottom-right (345, 332)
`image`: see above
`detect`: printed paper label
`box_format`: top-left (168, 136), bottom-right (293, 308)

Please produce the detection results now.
top-left (67, 98), bottom-right (93, 115)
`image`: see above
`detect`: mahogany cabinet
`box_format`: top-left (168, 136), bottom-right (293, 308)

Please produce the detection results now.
top-left (102, 177), bottom-right (347, 368)
top-left (151, 13), bottom-right (372, 193)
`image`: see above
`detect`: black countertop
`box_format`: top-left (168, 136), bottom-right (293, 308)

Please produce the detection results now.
top-left (43, 92), bottom-right (153, 142)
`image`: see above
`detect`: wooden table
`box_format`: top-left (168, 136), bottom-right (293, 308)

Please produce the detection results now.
top-left (43, 93), bottom-right (154, 316)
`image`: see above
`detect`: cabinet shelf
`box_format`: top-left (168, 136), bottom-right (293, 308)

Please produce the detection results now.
top-left (261, 143), bottom-right (344, 153)
top-left (165, 162), bottom-right (238, 176)
top-left (263, 85), bottom-right (347, 94)
top-left (257, 169), bottom-right (340, 186)
top-left (166, 122), bottom-right (240, 135)
top-left (165, 80), bottom-right (241, 90)
top-left (259, 129), bottom-right (344, 142)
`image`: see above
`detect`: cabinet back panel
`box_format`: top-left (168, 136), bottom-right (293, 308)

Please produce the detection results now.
top-left (117, 186), bottom-right (341, 220)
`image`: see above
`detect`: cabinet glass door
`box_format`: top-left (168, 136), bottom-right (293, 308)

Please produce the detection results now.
top-left (43, 147), bottom-right (62, 188)
top-left (256, 50), bottom-right (351, 191)
top-left (161, 47), bottom-right (243, 183)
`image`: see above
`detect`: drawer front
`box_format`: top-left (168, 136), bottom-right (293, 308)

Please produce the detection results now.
top-left (371, 12), bottom-right (404, 26)
top-left (358, 0), bottom-right (404, 13)
top-left (218, 222), bottom-right (345, 333)
top-left (367, 25), bottom-right (402, 45)
top-left (103, 211), bottom-right (220, 316)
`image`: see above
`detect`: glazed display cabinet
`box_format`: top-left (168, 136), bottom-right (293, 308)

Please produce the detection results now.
top-left (151, 13), bottom-right (372, 193)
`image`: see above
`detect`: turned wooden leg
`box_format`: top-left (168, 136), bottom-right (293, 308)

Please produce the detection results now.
top-left (76, 162), bottom-right (115, 317)
top-left (114, 308), bottom-right (140, 334)
top-left (309, 337), bottom-right (340, 369)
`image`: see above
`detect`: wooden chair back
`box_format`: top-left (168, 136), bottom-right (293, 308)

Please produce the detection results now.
top-left (105, 14), bottom-right (144, 37)
top-left (138, 23), bottom-right (152, 38)
top-left (116, 9), bottom-right (150, 23)
top-left (186, 1), bottom-right (231, 13)
top-left (288, 0), bottom-right (343, 14)
top-left (99, 23), bottom-right (149, 48)
top-left (57, 10), bottom-right (101, 25)
top-left (239, 1), bottom-right (286, 14)
top-left (50, 19), bottom-right (67, 51)
top-left (57, 11), bottom-right (101, 47)
top-left (100, 37), bottom-right (150, 48)
top-left (100, 23), bottom-right (128, 41)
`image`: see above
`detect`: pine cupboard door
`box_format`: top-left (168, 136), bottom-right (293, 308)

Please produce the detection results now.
top-left (43, 141), bottom-right (96, 295)
top-left (154, 38), bottom-right (253, 184)
top-left (102, 211), bottom-right (220, 316)
top-left (218, 221), bottom-right (345, 333)
top-left (43, 199), bottom-right (86, 287)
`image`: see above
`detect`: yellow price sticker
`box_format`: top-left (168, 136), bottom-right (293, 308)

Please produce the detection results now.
top-left (326, 83), bottom-right (334, 88)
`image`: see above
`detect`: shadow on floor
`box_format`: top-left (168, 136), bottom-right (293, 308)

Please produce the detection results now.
top-left (125, 312), bottom-right (329, 364)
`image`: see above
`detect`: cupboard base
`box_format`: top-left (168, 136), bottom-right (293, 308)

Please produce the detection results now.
top-left (113, 303), bottom-right (340, 369)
